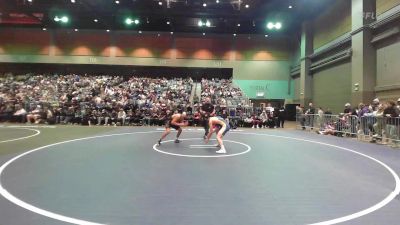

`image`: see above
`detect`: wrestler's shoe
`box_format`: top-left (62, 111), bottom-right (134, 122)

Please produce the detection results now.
top-left (174, 139), bottom-right (180, 143)
top-left (216, 147), bottom-right (226, 154)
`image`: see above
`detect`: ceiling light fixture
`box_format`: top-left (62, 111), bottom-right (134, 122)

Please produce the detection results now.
top-left (54, 16), bottom-right (69, 23)
top-left (266, 22), bottom-right (282, 30)
top-left (125, 18), bottom-right (133, 25)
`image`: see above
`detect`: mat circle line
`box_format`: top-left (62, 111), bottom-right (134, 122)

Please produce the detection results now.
top-left (153, 138), bottom-right (251, 158)
top-left (0, 128), bottom-right (41, 143)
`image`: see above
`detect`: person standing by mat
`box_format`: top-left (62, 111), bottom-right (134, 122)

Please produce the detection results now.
top-left (205, 116), bottom-right (230, 154)
top-left (157, 111), bottom-right (188, 146)
top-left (200, 97), bottom-right (215, 139)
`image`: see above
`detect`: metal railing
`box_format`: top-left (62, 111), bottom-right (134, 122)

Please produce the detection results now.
top-left (296, 114), bottom-right (400, 148)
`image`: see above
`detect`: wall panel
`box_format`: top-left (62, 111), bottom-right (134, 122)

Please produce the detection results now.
top-left (175, 37), bottom-right (232, 60)
top-left (312, 61), bottom-right (352, 113)
top-left (55, 31), bottom-right (110, 56)
top-left (376, 37), bottom-right (400, 100)
top-left (235, 37), bottom-right (289, 61)
top-left (293, 77), bottom-right (300, 102)
top-left (0, 29), bottom-right (50, 55)
top-left (376, 0), bottom-right (400, 15)
top-left (313, 0), bottom-right (351, 50)
top-left (115, 34), bottom-right (172, 58)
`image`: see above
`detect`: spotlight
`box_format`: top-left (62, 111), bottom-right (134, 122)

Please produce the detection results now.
top-left (203, 3), bottom-right (207, 7)
top-left (42, 28), bottom-right (47, 31)
top-left (245, 4), bottom-right (249, 8)
top-left (266, 22), bottom-right (282, 30)
top-left (94, 19), bottom-right (98, 22)
top-left (202, 32), bottom-right (205, 35)
top-left (198, 20), bottom-right (203, 27)
top-left (170, 32), bottom-right (173, 35)
top-left (115, 0), bottom-right (119, 4)
top-left (237, 23), bottom-right (240, 27)
top-left (205, 20), bottom-right (211, 27)
top-left (233, 33), bottom-right (237, 37)
top-left (288, 5), bottom-right (293, 9)
top-left (27, 0), bottom-right (32, 2)
top-left (61, 16), bottom-right (68, 23)
top-left (264, 34), bottom-right (269, 37)
top-left (216, 0), bottom-right (219, 3)
top-left (125, 18), bottom-right (139, 25)
top-left (166, 21), bottom-right (170, 25)
top-left (125, 18), bottom-right (133, 25)
top-left (71, 0), bottom-right (75, 3)
top-left (54, 16), bottom-right (69, 23)
top-left (158, 1), bottom-right (162, 5)
top-left (74, 28), bottom-right (78, 32)
top-left (106, 29), bottom-right (110, 32)
top-left (138, 30), bottom-right (142, 34)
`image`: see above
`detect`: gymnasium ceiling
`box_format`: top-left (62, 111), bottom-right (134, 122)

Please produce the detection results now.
top-left (0, 0), bottom-right (333, 35)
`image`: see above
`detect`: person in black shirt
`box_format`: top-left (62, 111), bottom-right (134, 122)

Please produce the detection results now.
top-left (200, 97), bottom-right (215, 139)
top-left (278, 106), bottom-right (286, 128)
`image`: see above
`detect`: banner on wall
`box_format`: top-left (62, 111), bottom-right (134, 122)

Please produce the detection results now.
top-left (233, 80), bottom-right (294, 100)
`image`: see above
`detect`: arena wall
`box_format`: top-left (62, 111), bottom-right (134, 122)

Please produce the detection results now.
top-left (376, 0), bottom-right (400, 15)
top-left (312, 60), bottom-right (352, 113)
top-left (0, 28), bottom-right (293, 100)
top-left (313, 0), bottom-right (352, 50)
top-left (375, 34), bottom-right (400, 101)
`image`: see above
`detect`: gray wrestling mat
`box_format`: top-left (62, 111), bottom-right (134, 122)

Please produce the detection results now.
top-left (1, 127), bottom-right (400, 225)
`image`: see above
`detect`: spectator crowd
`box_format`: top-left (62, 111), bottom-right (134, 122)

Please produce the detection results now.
top-left (296, 98), bottom-right (400, 147)
top-left (1, 73), bottom-right (266, 127)
top-left (0, 73), bottom-right (194, 126)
